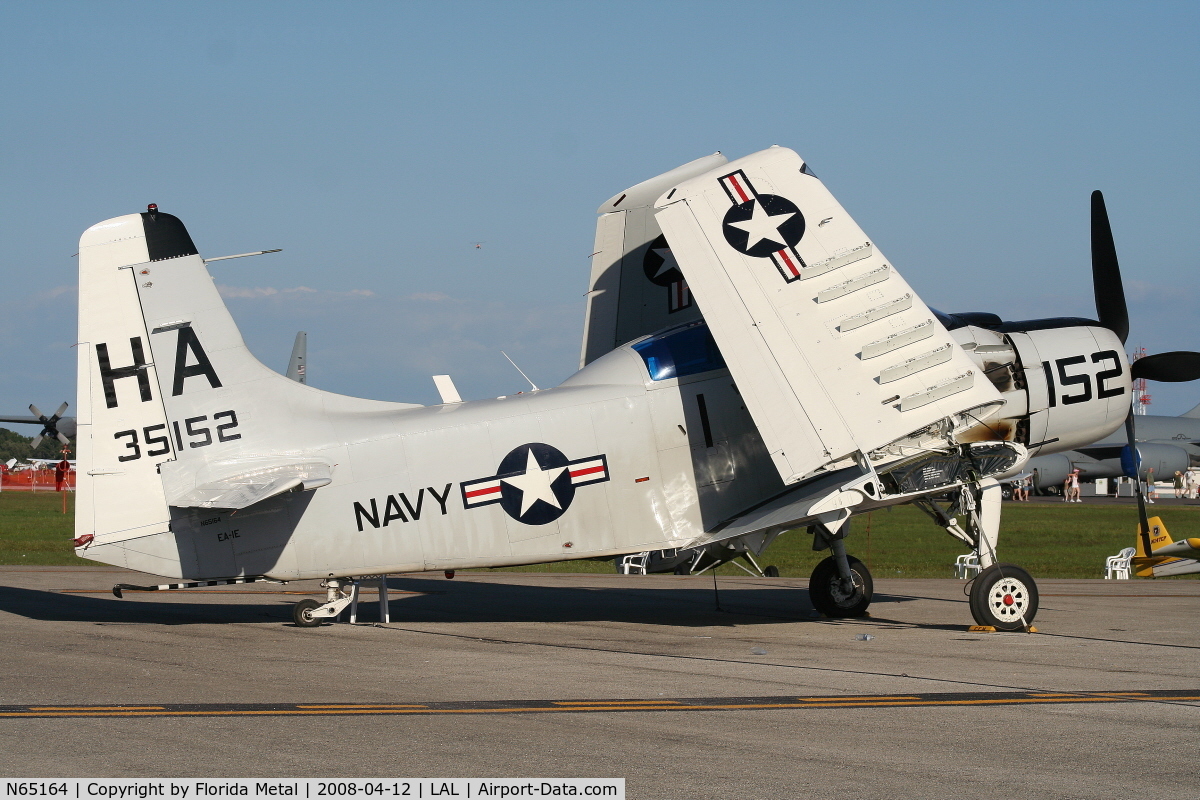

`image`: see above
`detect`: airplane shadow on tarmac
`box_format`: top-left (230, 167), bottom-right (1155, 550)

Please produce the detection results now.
top-left (0, 584), bottom-right (295, 625)
top-left (0, 576), bottom-right (922, 628)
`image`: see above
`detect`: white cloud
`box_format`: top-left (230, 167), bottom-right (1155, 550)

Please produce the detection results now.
top-left (218, 285), bottom-right (280, 298)
top-left (218, 284), bottom-right (371, 299)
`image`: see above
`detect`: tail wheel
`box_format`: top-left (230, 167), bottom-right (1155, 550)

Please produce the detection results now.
top-left (292, 598), bottom-right (323, 627)
top-left (969, 564), bottom-right (1038, 630)
top-left (764, 565), bottom-right (780, 578)
top-left (809, 555), bottom-right (873, 617)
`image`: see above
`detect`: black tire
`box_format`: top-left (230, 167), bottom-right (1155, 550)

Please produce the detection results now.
top-left (673, 563), bottom-right (691, 575)
top-left (809, 555), bottom-right (873, 617)
top-left (292, 598), bottom-right (323, 627)
top-left (969, 564), bottom-right (1038, 630)
top-left (763, 565), bottom-right (780, 578)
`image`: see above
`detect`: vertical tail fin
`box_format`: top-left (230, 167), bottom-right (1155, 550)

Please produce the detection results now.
top-left (76, 210), bottom-right (403, 547)
top-left (580, 153), bottom-right (727, 367)
top-left (286, 331), bottom-right (307, 383)
top-left (1135, 516), bottom-right (1173, 558)
top-left (75, 212), bottom-right (184, 554)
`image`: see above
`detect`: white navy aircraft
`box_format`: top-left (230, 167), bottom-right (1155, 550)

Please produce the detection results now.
top-left (70, 146), bottom-right (1199, 630)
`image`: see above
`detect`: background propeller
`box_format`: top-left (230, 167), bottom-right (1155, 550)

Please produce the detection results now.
top-left (29, 402), bottom-right (70, 450)
top-left (1091, 190), bottom-right (1200, 557)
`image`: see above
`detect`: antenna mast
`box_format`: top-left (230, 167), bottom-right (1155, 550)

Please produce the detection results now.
top-left (1131, 346), bottom-right (1151, 415)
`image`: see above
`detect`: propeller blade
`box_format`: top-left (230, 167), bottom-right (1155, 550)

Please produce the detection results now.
top-left (28, 403), bottom-right (44, 420)
top-left (56, 432), bottom-right (71, 446)
top-left (1091, 191), bottom-right (1129, 344)
top-left (29, 435), bottom-right (44, 450)
top-left (53, 402), bottom-right (69, 420)
top-left (1130, 351), bottom-right (1200, 382)
top-left (1125, 412), bottom-right (1153, 560)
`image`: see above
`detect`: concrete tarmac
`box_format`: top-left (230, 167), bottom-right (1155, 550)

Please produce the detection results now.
top-left (0, 566), bottom-right (1197, 799)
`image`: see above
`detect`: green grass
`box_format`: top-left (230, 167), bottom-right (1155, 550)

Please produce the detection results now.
top-left (0, 491), bottom-right (90, 566)
top-left (3, 491), bottom-right (1196, 578)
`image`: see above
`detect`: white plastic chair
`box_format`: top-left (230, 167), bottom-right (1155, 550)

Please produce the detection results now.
top-left (1104, 547), bottom-right (1135, 580)
top-left (618, 552), bottom-right (650, 575)
top-left (954, 553), bottom-right (982, 579)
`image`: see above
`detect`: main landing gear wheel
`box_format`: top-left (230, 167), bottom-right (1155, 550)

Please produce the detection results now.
top-left (809, 555), bottom-right (873, 617)
top-left (763, 565), bottom-right (780, 578)
top-left (969, 564), bottom-right (1038, 631)
top-left (292, 598), bottom-right (323, 627)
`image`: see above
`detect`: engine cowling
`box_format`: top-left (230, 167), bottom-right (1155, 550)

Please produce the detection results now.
top-left (1009, 325), bottom-right (1131, 455)
top-left (952, 321), bottom-right (1131, 459)
top-left (1128, 442), bottom-right (1191, 480)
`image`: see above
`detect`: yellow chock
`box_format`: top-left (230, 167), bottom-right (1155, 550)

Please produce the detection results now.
top-left (967, 625), bottom-right (1039, 633)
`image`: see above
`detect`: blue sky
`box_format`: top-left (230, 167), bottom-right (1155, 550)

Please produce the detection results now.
top-left (1, 1), bottom-right (1197, 417)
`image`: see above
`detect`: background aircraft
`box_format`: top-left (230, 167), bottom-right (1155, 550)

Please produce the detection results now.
top-left (66, 148), bottom-right (1198, 632)
top-left (1132, 516), bottom-right (1200, 577)
top-left (0, 403), bottom-right (75, 450)
top-left (1026, 404), bottom-right (1200, 490)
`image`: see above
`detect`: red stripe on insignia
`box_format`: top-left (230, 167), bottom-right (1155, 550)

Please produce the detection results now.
top-left (728, 175), bottom-right (750, 203)
top-left (777, 249), bottom-right (800, 276)
top-left (570, 465), bottom-right (606, 478)
top-left (465, 485), bottom-right (501, 499)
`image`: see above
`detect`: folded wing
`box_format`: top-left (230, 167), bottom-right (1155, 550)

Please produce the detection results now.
top-left (655, 146), bottom-right (1003, 484)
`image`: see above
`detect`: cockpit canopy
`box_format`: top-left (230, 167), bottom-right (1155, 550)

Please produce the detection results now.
top-left (632, 321), bottom-right (727, 381)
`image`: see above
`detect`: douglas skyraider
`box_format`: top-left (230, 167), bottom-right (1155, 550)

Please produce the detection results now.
top-left (70, 146), bottom-right (1199, 629)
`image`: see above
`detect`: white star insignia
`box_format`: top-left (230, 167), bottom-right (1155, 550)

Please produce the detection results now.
top-left (728, 200), bottom-right (795, 251)
top-left (501, 448), bottom-right (567, 517)
top-left (650, 247), bottom-right (679, 281)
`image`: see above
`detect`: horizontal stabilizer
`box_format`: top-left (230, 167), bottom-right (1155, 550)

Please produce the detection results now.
top-left (655, 147), bottom-right (1003, 484)
top-left (160, 457), bottom-right (333, 509)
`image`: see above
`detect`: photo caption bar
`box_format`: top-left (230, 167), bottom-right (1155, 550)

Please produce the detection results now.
top-left (2, 781), bottom-right (624, 800)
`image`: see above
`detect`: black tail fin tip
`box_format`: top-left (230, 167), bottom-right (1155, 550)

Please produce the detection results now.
top-left (140, 208), bottom-right (198, 262)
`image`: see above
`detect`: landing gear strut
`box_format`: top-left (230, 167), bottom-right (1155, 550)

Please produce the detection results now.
top-left (916, 477), bottom-right (1040, 629)
top-left (808, 514), bottom-right (874, 617)
top-left (291, 578), bottom-right (355, 627)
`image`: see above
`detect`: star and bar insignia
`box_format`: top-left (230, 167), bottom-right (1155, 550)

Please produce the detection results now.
top-left (718, 170), bottom-right (807, 282)
top-left (642, 234), bottom-right (692, 313)
top-left (461, 443), bottom-right (610, 525)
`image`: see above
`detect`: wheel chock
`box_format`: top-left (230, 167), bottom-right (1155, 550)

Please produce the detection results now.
top-left (967, 625), bottom-right (1039, 633)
